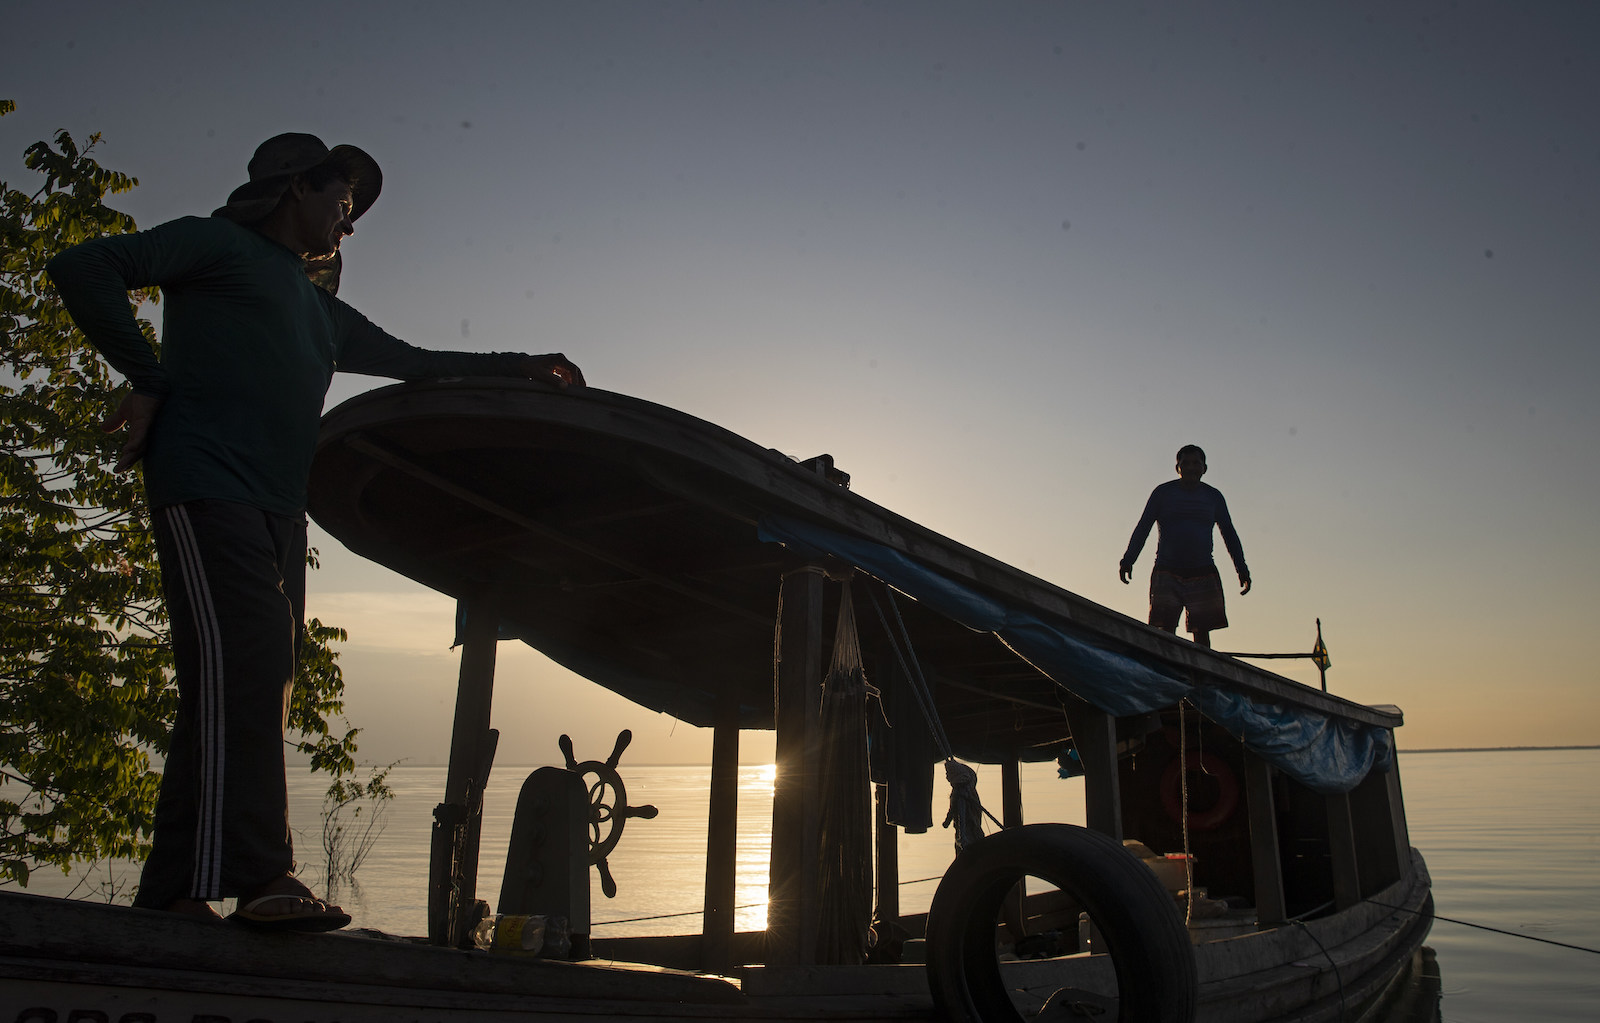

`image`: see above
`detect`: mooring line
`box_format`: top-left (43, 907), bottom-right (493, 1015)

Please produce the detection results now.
top-left (1365, 899), bottom-right (1600, 955)
top-left (591, 875), bottom-right (951, 927)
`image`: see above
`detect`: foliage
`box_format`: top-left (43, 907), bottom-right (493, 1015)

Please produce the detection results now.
top-left (319, 761), bottom-right (398, 894)
top-left (0, 104), bottom-right (357, 888)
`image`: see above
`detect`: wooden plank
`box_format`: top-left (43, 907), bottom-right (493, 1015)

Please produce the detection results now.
top-left (1326, 791), bottom-right (1362, 910)
top-left (0, 891), bottom-right (747, 1006)
top-left (701, 682), bottom-right (742, 970)
top-left (1060, 693), bottom-right (1121, 840)
top-left (1243, 754), bottom-right (1286, 926)
top-left (766, 563), bottom-right (824, 965)
top-left (430, 593), bottom-right (502, 946)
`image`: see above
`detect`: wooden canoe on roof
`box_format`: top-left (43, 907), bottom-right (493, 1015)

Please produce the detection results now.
top-left (308, 377), bottom-right (1397, 761)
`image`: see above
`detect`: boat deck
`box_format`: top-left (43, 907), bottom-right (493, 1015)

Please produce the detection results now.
top-left (3, 853), bottom-right (1430, 1022)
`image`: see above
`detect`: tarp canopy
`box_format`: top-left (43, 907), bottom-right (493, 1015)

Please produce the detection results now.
top-left (758, 514), bottom-right (1393, 794)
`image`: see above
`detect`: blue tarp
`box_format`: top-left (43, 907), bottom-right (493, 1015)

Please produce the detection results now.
top-left (758, 514), bottom-right (1392, 794)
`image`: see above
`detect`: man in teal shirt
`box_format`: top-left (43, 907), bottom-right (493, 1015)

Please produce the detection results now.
top-left (1119, 444), bottom-right (1251, 649)
top-left (49, 133), bottom-right (584, 930)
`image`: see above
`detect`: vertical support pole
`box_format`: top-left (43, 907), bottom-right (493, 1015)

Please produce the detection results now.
top-left (767, 564), bottom-right (824, 965)
top-left (701, 682), bottom-right (742, 970)
top-left (1243, 753), bottom-right (1287, 926)
top-left (872, 784), bottom-right (899, 937)
top-left (1000, 753), bottom-right (1026, 941)
top-left (1061, 694), bottom-right (1122, 841)
top-left (429, 593), bottom-right (501, 945)
top-left (1000, 754), bottom-right (1023, 829)
top-left (1384, 747), bottom-right (1413, 876)
top-left (1326, 791), bottom-right (1362, 910)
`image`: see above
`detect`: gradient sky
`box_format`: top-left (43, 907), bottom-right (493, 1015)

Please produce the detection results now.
top-left (8, 1), bottom-right (1597, 764)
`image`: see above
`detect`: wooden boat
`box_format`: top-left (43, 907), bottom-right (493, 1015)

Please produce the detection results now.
top-left (1, 379), bottom-right (1434, 1022)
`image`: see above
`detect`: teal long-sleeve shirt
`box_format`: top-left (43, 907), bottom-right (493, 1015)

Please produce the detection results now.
top-left (48, 216), bottom-right (530, 515)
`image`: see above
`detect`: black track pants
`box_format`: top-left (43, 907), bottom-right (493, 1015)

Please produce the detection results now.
top-left (133, 499), bottom-right (306, 908)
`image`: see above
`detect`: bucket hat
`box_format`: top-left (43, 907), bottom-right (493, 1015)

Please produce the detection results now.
top-left (212, 133), bottom-right (382, 224)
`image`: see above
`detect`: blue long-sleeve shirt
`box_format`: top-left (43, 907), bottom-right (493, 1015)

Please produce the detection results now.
top-left (48, 216), bottom-right (531, 515)
top-left (1120, 480), bottom-right (1249, 577)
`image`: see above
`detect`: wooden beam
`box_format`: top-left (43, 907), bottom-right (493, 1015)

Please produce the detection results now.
top-left (430, 593), bottom-right (501, 945)
top-left (1243, 754), bottom-right (1287, 926)
top-left (1061, 693), bottom-right (1121, 840)
top-left (701, 683), bottom-right (742, 970)
top-left (1326, 791), bottom-right (1362, 910)
top-left (766, 564), bottom-right (824, 965)
top-left (934, 675), bottom-right (1065, 713)
top-left (1000, 753), bottom-right (1026, 944)
top-left (1001, 754), bottom-right (1023, 828)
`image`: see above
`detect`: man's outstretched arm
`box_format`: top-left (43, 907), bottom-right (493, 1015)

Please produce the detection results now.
top-left (330, 299), bottom-right (584, 388)
top-left (1214, 494), bottom-right (1251, 595)
top-left (1119, 491), bottom-right (1160, 584)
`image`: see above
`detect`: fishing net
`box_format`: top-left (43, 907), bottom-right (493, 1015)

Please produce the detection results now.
top-left (814, 581), bottom-right (874, 964)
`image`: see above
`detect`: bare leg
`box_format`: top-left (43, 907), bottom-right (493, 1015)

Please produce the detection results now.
top-left (1191, 629), bottom-right (1211, 649)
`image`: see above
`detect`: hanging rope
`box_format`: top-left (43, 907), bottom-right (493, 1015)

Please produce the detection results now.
top-left (863, 579), bottom-right (1002, 851)
top-left (1179, 699), bottom-right (1195, 926)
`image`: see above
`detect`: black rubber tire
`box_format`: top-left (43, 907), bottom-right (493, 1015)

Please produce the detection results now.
top-left (925, 823), bottom-right (1197, 1023)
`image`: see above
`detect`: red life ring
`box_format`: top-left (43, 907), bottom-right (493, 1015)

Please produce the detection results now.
top-left (1160, 751), bottom-right (1240, 832)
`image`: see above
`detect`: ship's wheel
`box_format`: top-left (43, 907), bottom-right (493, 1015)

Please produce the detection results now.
top-left (559, 730), bottom-right (659, 898)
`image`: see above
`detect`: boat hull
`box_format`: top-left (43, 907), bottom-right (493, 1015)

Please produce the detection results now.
top-left (0, 853), bottom-right (1429, 1021)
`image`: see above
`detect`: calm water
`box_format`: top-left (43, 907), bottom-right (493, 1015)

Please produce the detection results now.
top-left (20, 749), bottom-right (1599, 1021)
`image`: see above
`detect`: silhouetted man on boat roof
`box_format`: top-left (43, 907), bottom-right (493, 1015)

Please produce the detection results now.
top-left (1119, 444), bottom-right (1251, 649)
top-left (48, 132), bottom-right (584, 931)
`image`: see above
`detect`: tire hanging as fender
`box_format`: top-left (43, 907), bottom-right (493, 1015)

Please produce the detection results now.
top-left (925, 823), bottom-right (1197, 1023)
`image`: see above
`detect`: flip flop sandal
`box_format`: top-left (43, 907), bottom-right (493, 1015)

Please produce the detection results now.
top-left (230, 892), bottom-right (352, 932)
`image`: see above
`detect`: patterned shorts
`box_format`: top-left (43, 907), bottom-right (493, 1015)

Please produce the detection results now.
top-left (1149, 567), bottom-right (1228, 633)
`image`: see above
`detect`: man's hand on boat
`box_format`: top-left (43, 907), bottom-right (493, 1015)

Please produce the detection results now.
top-left (522, 353), bottom-right (586, 389)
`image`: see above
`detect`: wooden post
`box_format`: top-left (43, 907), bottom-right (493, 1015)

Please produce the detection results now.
top-left (1384, 749), bottom-right (1413, 873)
top-left (701, 682), bottom-right (742, 970)
top-left (1000, 753), bottom-right (1026, 942)
top-left (766, 565), bottom-right (824, 966)
top-left (1061, 694), bottom-right (1122, 841)
top-left (1243, 753), bottom-right (1287, 926)
top-left (1326, 791), bottom-right (1361, 910)
top-left (872, 784), bottom-right (899, 936)
top-left (429, 593), bottom-right (501, 946)
top-left (1001, 754), bottom-right (1023, 829)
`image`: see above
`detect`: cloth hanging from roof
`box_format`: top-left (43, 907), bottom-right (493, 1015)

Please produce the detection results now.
top-left (867, 657), bottom-right (937, 834)
top-left (757, 514), bottom-right (1394, 795)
